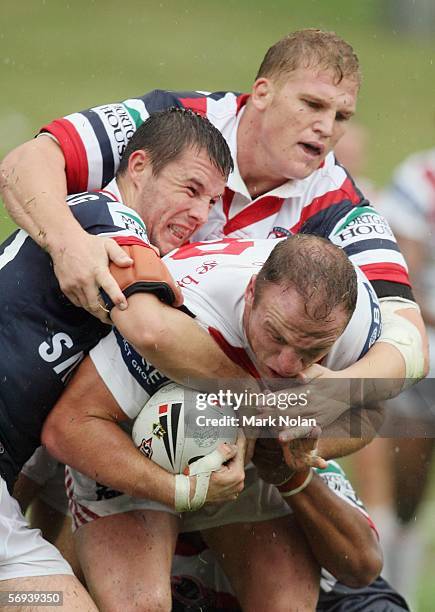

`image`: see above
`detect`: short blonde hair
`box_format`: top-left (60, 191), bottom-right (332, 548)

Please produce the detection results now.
top-left (256, 29), bottom-right (361, 87)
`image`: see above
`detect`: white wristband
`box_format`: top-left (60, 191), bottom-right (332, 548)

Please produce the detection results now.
top-left (174, 448), bottom-right (226, 512)
top-left (174, 474), bottom-right (191, 512)
top-left (280, 469), bottom-right (313, 497)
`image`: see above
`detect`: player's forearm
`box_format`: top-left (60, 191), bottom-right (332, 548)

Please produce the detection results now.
top-left (316, 404), bottom-right (384, 459)
top-left (287, 475), bottom-right (382, 587)
top-left (42, 414), bottom-right (176, 507)
top-left (0, 137), bottom-right (82, 251)
top-left (316, 437), bottom-right (371, 460)
top-left (113, 293), bottom-right (254, 388)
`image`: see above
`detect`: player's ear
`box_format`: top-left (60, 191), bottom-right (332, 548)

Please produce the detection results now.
top-left (245, 274), bottom-right (257, 307)
top-left (251, 78), bottom-right (274, 111)
top-left (128, 149), bottom-right (152, 184)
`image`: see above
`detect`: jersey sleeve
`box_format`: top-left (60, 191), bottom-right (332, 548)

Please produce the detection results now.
top-left (299, 168), bottom-right (411, 292)
top-left (377, 153), bottom-right (433, 239)
top-left (315, 461), bottom-right (376, 531)
top-left (38, 89), bottom-right (217, 193)
top-left (67, 190), bottom-right (151, 244)
top-left (89, 329), bottom-right (170, 419)
top-left (323, 268), bottom-right (381, 370)
top-left (68, 191), bottom-right (181, 306)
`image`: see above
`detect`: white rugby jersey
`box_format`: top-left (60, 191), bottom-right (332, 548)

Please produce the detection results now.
top-left (90, 238), bottom-right (381, 419)
top-left (40, 89), bottom-right (410, 291)
top-left (378, 148), bottom-right (435, 316)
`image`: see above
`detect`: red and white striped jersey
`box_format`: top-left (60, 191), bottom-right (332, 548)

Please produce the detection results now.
top-left (378, 148), bottom-right (435, 315)
top-left (40, 89), bottom-right (410, 291)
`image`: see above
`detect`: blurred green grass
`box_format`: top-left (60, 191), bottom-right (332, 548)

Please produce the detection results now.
top-left (1, 0), bottom-right (434, 607)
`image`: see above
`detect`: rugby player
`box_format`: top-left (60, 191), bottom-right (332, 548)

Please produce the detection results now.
top-left (0, 29), bottom-right (428, 401)
top-left (357, 146), bottom-right (435, 604)
top-left (42, 234), bottom-right (381, 611)
top-left (171, 442), bottom-right (408, 612)
top-left (0, 109), bottom-right (248, 598)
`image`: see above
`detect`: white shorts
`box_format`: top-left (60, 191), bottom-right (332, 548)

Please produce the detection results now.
top-left (65, 465), bottom-right (291, 533)
top-left (0, 477), bottom-right (73, 580)
top-left (21, 447), bottom-right (69, 516)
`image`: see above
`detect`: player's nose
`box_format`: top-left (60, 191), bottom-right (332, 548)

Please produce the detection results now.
top-left (276, 347), bottom-right (304, 377)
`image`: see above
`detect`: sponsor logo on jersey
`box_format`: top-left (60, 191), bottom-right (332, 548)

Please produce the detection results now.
top-left (38, 332), bottom-right (84, 383)
top-left (332, 206), bottom-right (394, 244)
top-left (97, 103), bottom-right (136, 157)
top-left (116, 210), bottom-right (147, 239)
top-left (268, 226), bottom-right (292, 238)
top-left (138, 437), bottom-right (153, 459)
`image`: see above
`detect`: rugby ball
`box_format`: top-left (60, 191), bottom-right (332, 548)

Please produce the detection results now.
top-left (132, 382), bottom-right (237, 474)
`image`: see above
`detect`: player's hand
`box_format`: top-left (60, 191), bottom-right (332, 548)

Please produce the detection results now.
top-left (205, 431), bottom-right (246, 503)
top-left (51, 233), bottom-right (133, 323)
top-left (280, 428), bottom-right (327, 472)
top-left (258, 365), bottom-right (351, 442)
top-left (252, 437), bottom-right (295, 485)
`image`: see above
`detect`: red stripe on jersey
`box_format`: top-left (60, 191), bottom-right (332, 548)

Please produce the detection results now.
top-left (360, 263), bottom-right (411, 286)
top-left (159, 404), bottom-right (168, 415)
top-left (290, 177), bottom-right (361, 234)
top-left (76, 501), bottom-right (100, 522)
top-left (424, 167), bottom-right (435, 191)
top-left (222, 187), bottom-right (235, 221)
top-left (179, 97), bottom-right (207, 116)
top-left (98, 189), bottom-right (120, 202)
top-left (223, 196), bottom-right (284, 235)
top-left (236, 94), bottom-right (250, 113)
top-left (208, 327), bottom-right (260, 378)
top-left (111, 236), bottom-right (151, 249)
top-left (40, 119), bottom-right (89, 193)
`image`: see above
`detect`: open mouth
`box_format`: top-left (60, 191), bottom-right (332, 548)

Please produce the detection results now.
top-left (299, 142), bottom-right (323, 157)
top-left (168, 223), bottom-right (191, 242)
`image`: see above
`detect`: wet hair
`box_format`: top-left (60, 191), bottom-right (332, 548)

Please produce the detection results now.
top-left (117, 107), bottom-right (233, 178)
top-left (254, 234), bottom-right (357, 323)
top-left (256, 29), bottom-right (361, 87)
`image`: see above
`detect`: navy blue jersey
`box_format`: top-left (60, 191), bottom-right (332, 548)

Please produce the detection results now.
top-left (0, 183), bottom-right (150, 491)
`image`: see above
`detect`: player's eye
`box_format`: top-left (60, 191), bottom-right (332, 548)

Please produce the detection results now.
top-left (271, 332), bottom-right (286, 345)
top-left (187, 186), bottom-right (198, 196)
top-left (304, 99), bottom-right (322, 110)
top-left (336, 112), bottom-right (350, 122)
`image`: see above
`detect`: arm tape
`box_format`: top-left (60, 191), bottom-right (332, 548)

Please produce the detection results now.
top-left (378, 297), bottom-right (425, 387)
top-left (101, 244), bottom-right (179, 311)
top-left (174, 449), bottom-right (226, 512)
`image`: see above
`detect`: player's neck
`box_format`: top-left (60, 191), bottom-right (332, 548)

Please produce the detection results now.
top-left (117, 175), bottom-right (139, 213)
top-left (237, 105), bottom-right (292, 199)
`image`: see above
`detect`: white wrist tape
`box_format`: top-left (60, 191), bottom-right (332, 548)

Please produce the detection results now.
top-left (280, 469), bottom-right (313, 497)
top-left (174, 448), bottom-right (226, 512)
top-left (378, 298), bottom-right (425, 388)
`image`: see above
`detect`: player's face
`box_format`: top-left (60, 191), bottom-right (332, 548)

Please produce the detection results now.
top-left (137, 147), bottom-right (225, 255)
top-left (243, 276), bottom-right (348, 379)
top-left (253, 66), bottom-right (358, 181)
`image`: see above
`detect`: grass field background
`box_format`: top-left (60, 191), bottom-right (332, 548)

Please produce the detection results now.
top-left (1, 0), bottom-right (434, 608)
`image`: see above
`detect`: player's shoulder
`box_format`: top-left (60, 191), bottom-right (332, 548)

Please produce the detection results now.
top-left (134, 89), bottom-right (242, 117)
top-left (300, 152), bottom-right (365, 206)
top-left (67, 182), bottom-right (148, 241)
